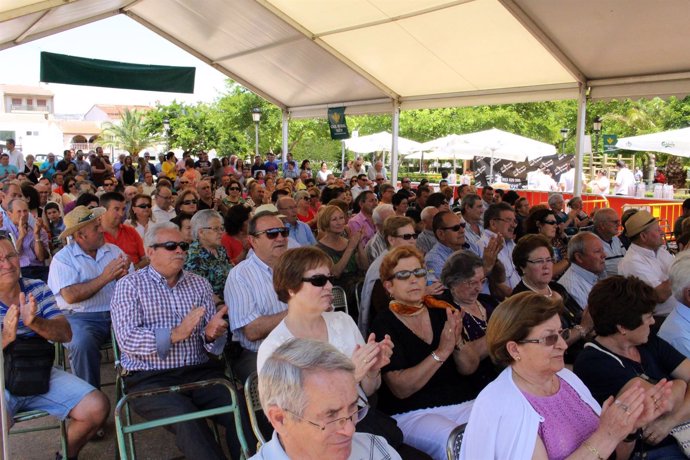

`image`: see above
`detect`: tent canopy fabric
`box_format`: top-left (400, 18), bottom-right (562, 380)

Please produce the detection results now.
top-left (343, 131), bottom-right (421, 155)
top-left (406, 128), bottom-right (556, 161)
top-left (40, 51), bottom-right (196, 93)
top-left (616, 128), bottom-right (690, 157)
top-left (3, 1), bottom-right (690, 118)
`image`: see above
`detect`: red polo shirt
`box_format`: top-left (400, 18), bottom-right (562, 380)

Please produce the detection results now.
top-left (104, 224), bottom-right (145, 265)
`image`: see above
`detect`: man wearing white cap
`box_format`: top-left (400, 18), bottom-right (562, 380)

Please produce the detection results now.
top-left (618, 210), bottom-right (677, 316)
top-left (48, 206), bottom-right (130, 388)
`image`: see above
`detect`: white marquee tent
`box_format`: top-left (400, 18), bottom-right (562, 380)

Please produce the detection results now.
top-left (343, 131), bottom-right (421, 155)
top-left (3, 0), bottom-right (690, 191)
top-left (616, 128), bottom-right (690, 157)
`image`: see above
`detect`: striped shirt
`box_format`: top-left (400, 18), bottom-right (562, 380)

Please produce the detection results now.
top-left (0, 278), bottom-right (62, 338)
top-left (48, 242), bottom-right (127, 313)
top-left (111, 266), bottom-right (225, 371)
top-left (224, 250), bottom-right (287, 351)
top-left (594, 232), bottom-right (626, 277)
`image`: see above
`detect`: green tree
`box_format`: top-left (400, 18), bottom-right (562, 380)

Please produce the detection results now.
top-left (101, 109), bottom-right (161, 156)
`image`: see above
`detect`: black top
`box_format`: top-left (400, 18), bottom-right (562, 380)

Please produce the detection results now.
top-left (573, 335), bottom-right (685, 405)
top-left (372, 307), bottom-right (475, 415)
top-left (434, 290), bottom-right (500, 395)
top-left (573, 335), bottom-right (685, 450)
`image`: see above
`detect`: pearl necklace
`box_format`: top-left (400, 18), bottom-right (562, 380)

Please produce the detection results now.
top-left (522, 278), bottom-right (553, 297)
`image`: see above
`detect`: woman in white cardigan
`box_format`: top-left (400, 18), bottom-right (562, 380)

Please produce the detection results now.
top-left (461, 292), bottom-right (672, 460)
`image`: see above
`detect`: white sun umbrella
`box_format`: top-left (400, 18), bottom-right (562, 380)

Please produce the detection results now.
top-left (616, 127), bottom-right (690, 156)
top-left (343, 131), bottom-right (421, 155)
top-left (406, 134), bottom-right (477, 160)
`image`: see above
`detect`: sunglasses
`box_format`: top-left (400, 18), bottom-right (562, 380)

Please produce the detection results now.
top-left (396, 232), bottom-right (419, 240)
top-left (150, 241), bottom-right (190, 251)
top-left (441, 223), bottom-right (466, 232)
top-left (302, 274), bottom-right (336, 287)
top-left (182, 200), bottom-right (198, 205)
top-left (228, 187), bottom-right (241, 191)
top-left (252, 227), bottom-right (289, 239)
top-left (518, 328), bottom-right (570, 346)
top-left (390, 267), bottom-right (428, 281)
top-left (134, 204), bottom-right (152, 209)
top-left (541, 220), bottom-right (558, 225)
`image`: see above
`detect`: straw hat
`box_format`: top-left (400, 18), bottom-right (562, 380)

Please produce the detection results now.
top-left (254, 204), bottom-right (285, 218)
top-left (59, 206), bottom-right (106, 239)
top-left (624, 210), bottom-right (658, 239)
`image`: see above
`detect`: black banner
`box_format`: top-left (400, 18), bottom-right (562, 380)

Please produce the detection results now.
top-left (473, 154), bottom-right (573, 188)
top-left (327, 107), bottom-right (350, 140)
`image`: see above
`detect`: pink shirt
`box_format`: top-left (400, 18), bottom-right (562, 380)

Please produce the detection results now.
top-left (522, 377), bottom-right (599, 460)
top-left (348, 211), bottom-right (376, 247)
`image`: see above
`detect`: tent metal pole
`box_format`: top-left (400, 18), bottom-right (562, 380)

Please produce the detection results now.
top-left (573, 83), bottom-right (587, 197)
top-left (391, 104), bottom-right (400, 187)
top-left (341, 141), bottom-right (345, 172)
top-left (281, 110), bottom-right (289, 165)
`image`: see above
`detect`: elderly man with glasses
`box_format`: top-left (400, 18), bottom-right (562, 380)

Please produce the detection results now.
top-left (557, 232), bottom-right (607, 311)
top-left (224, 210), bottom-right (289, 381)
top-left (152, 186), bottom-right (176, 223)
top-left (252, 338), bottom-right (401, 460)
top-left (592, 207), bottom-right (626, 277)
top-left (425, 210), bottom-right (468, 282)
top-left (110, 221), bottom-right (238, 460)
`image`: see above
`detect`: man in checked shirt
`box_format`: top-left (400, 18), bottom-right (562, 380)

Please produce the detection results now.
top-left (111, 221), bottom-right (241, 459)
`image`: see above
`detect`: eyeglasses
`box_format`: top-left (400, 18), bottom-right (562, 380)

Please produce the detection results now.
top-left (0, 252), bottom-right (18, 265)
top-left (228, 187), bottom-right (241, 191)
top-left (179, 181), bottom-right (190, 185)
top-left (402, 180), bottom-right (411, 184)
top-left (526, 257), bottom-right (555, 265)
top-left (462, 277), bottom-right (487, 289)
top-left (441, 223), bottom-right (466, 232)
top-left (134, 204), bottom-right (152, 209)
top-left (302, 274), bottom-right (336, 287)
top-left (202, 226), bottom-right (224, 233)
top-left (493, 217), bottom-right (518, 225)
top-left (103, 183), bottom-right (114, 187)
top-left (541, 220), bottom-right (558, 225)
top-left (150, 241), bottom-right (190, 251)
top-left (182, 200), bottom-right (198, 205)
top-left (376, 178), bottom-right (385, 182)
top-left (309, 195), bottom-right (319, 199)
top-left (518, 328), bottom-right (570, 346)
top-left (390, 267), bottom-right (428, 281)
top-left (252, 227), bottom-right (289, 239)
top-left (286, 401), bottom-right (369, 432)
top-left (396, 232), bottom-right (419, 240)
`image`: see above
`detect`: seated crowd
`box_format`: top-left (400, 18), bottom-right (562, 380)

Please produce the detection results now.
top-left (4, 142), bottom-right (690, 460)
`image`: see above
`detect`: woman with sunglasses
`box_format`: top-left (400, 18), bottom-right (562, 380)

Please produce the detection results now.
top-left (315, 205), bottom-right (367, 320)
top-left (436, 249), bottom-right (500, 394)
top-left (175, 189), bottom-right (199, 216)
top-left (61, 177), bottom-right (79, 207)
top-left (512, 234), bottom-right (589, 363)
top-left (219, 179), bottom-right (245, 214)
top-left (574, 276), bottom-right (690, 459)
top-left (524, 207), bottom-right (569, 278)
top-left (185, 210), bottom-right (231, 305)
top-left (461, 291), bottom-right (672, 460)
top-left (126, 193), bottom-right (154, 239)
top-left (372, 246), bottom-right (478, 460)
top-left (295, 190), bottom-right (316, 229)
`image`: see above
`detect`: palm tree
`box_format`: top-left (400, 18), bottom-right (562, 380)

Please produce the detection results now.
top-left (100, 109), bottom-right (161, 156)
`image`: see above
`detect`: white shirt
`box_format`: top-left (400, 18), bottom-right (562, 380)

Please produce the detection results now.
top-left (257, 311), bottom-right (363, 373)
top-left (558, 169), bottom-right (586, 193)
top-left (478, 229), bottom-right (520, 289)
top-left (557, 263), bottom-right (605, 310)
top-left (618, 243), bottom-right (678, 315)
top-left (594, 232), bottom-right (626, 277)
top-left (8, 148), bottom-right (24, 171)
top-left (614, 167), bottom-right (635, 195)
top-left (251, 431), bottom-right (401, 460)
top-left (152, 205), bottom-right (176, 223)
top-left (367, 166), bottom-right (388, 181)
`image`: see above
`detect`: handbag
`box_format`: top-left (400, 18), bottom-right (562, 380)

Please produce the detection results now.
top-left (4, 335), bottom-right (55, 396)
top-left (670, 421), bottom-right (690, 458)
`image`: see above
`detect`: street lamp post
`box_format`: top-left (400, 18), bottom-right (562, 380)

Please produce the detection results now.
top-left (592, 117), bottom-right (602, 179)
top-left (251, 107), bottom-right (262, 158)
top-left (560, 128), bottom-right (569, 154)
top-left (162, 118), bottom-right (170, 150)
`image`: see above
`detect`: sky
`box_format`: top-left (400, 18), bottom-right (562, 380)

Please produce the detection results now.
top-left (0, 14), bottom-right (230, 115)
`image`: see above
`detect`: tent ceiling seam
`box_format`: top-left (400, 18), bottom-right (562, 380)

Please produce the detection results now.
top-left (498, 0), bottom-right (587, 84)
top-left (212, 35), bottom-right (304, 63)
top-left (0, 0), bottom-right (74, 22)
top-left (589, 71), bottom-right (690, 86)
top-left (254, 0), bottom-right (399, 101)
top-left (312, 0), bottom-right (475, 38)
top-left (13, 9), bottom-right (52, 44)
top-left (123, 10), bottom-right (288, 110)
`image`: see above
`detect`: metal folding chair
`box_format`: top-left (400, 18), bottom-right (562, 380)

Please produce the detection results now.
top-left (114, 377), bottom-right (250, 460)
top-left (9, 342), bottom-right (69, 459)
top-left (331, 285), bottom-right (349, 315)
top-left (244, 372), bottom-right (268, 450)
top-left (446, 423), bottom-right (466, 460)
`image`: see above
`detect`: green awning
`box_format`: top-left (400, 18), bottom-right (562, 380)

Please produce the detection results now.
top-left (40, 51), bottom-right (195, 93)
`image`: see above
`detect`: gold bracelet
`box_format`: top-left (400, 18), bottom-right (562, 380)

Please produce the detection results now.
top-left (582, 441), bottom-right (605, 460)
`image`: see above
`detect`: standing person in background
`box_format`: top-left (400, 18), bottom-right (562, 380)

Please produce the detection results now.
top-left (614, 160), bottom-right (635, 195)
top-left (316, 162), bottom-right (331, 187)
top-left (24, 154), bottom-right (40, 183)
top-left (590, 169), bottom-right (611, 194)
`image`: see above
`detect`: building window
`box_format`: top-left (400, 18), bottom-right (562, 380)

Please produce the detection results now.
top-left (37, 99), bottom-right (47, 107)
top-left (26, 99), bottom-right (33, 106)
top-left (33, 131), bottom-right (39, 136)
top-left (11, 98), bottom-right (21, 106)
